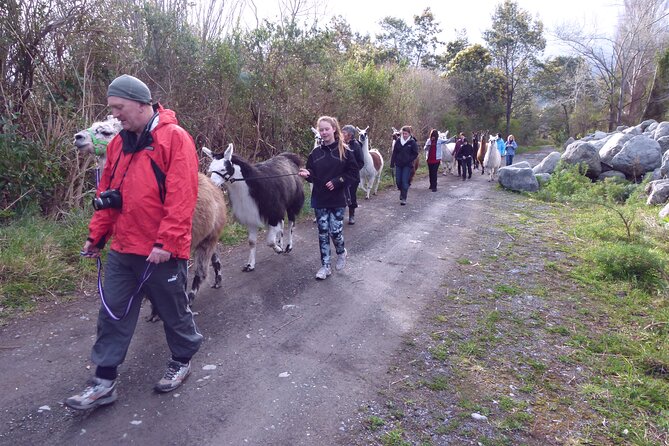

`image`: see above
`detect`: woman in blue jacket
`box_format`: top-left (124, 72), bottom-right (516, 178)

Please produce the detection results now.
top-left (505, 134), bottom-right (518, 166)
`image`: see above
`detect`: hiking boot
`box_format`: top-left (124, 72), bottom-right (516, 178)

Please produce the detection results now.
top-left (400, 199), bottom-right (406, 205)
top-left (336, 249), bottom-right (347, 271)
top-left (315, 265), bottom-right (331, 280)
top-left (65, 377), bottom-right (117, 410)
top-left (348, 216), bottom-right (355, 225)
top-left (154, 360), bottom-right (191, 393)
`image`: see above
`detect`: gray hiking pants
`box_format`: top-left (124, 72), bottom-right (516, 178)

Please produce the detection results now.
top-left (91, 250), bottom-right (203, 368)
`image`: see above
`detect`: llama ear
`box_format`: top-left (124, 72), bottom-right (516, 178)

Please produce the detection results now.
top-left (224, 143), bottom-right (233, 160)
top-left (362, 126), bottom-right (369, 133)
top-left (311, 127), bottom-right (318, 136)
top-left (202, 147), bottom-right (213, 159)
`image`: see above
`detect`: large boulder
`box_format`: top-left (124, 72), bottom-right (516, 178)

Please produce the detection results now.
top-left (657, 135), bottom-right (669, 154)
top-left (599, 133), bottom-right (634, 166)
top-left (611, 135), bottom-right (661, 177)
top-left (498, 165), bottom-right (540, 192)
top-left (562, 137), bottom-right (575, 149)
top-left (590, 134), bottom-right (613, 150)
top-left (660, 150), bottom-right (669, 178)
top-left (647, 121), bottom-right (660, 134)
top-left (623, 126), bottom-right (642, 136)
top-left (532, 151), bottom-right (561, 174)
top-left (660, 202), bottom-right (669, 219)
top-left (640, 119), bottom-right (657, 132)
top-left (562, 141), bottom-right (602, 179)
top-left (645, 179), bottom-right (669, 205)
top-left (653, 121), bottom-right (669, 140)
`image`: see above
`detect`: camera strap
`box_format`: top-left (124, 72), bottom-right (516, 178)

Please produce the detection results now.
top-left (96, 258), bottom-right (156, 321)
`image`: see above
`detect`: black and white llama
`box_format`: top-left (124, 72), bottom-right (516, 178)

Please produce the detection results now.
top-left (203, 144), bottom-right (305, 272)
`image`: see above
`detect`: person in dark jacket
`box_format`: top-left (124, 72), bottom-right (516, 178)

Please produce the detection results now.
top-left (299, 116), bottom-right (359, 280)
top-left (389, 125), bottom-right (419, 205)
top-left (458, 137), bottom-right (475, 180)
top-left (341, 125), bottom-right (364, 224)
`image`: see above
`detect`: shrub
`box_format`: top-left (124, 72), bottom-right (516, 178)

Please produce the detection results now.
top-left (588, 242), bottom-right (667, 291)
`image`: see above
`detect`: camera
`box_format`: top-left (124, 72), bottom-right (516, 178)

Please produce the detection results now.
top-left (92, 189), bottom-right (122, 211)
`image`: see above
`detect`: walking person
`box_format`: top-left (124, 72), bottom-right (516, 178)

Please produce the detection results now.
top-left (299, 116), bottom-right (359, 280)
top-left (505, 134), bottom-right (518, 166)
top-left (459, 137), bottom-right (475, 180)
top-left (496, 132), bottom-right (506, 157)
top-left (452, 132), bottom-right (465, 177)
top-left (389, 125), bottom-right (419, 205)
top-left (66, 74), bottom-right (203, 410)
top-left (424, 129), bottom-right (444, 191)
top-left (341, 125), bottom-right (364, 224)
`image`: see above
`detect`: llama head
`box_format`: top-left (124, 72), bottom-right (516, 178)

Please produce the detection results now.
top-left (391, 126), bottom-right (400, 140)
top-left (74, 115), bottom-right (122, 159)
top-left (204, 143), bottom-right (237, 187)
top-left (311, 126), bottom-right (321, 148)
top-left (356, 126), bottom-right (369, 143)
top-left (438, 130), bottom-right (449, 141)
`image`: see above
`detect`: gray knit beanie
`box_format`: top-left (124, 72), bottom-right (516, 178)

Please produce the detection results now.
top-left (107, 74), bottom-right (152, 104)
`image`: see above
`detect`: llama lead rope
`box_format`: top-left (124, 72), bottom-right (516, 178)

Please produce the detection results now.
top-left (96, 258), bottom-right (155, 321)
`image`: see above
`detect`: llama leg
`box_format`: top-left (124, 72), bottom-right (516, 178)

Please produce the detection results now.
top-left (211, 252), bottom-right (222, 288)
top-left (188, 244), bottom-right (209, 305)
top-left (244, 226), bottom-right (257, 272)
top-left (267, 223), bottom-right (284, 254)
top-left (284, 219), bottom-right (295, 253)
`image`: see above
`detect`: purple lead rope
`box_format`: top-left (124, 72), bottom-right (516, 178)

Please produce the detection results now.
top-left (96, 258), bottom-right (155, 321)
top-left (92, 165), bottom-right (155, 320)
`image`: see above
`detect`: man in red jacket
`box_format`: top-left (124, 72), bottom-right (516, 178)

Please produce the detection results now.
top-left (66, 74), bottom-right (202, 410)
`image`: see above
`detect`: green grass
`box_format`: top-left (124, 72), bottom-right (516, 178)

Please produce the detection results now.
top-left (0, 213), bottom-right (92, 314)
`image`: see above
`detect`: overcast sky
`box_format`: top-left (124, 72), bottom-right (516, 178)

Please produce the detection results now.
top-left (241, 0), bottom-right (624, 56)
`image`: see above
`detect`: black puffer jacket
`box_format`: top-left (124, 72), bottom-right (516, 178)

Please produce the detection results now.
top-left (390, 136), bottom-right (419, 168)
top-left (305, 141), bottom-right (360, 208)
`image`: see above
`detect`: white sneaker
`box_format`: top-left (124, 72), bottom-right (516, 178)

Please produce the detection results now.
top-left (65, 377), bottom-right (117, 410)
top-left (335, 249), bottom-right (347, 271)
top-left (315, 265), bottom-right (331, 280)
top-left (154, 359), bottom-right (191, 393)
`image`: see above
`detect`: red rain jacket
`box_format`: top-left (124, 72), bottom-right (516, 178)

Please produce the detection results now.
top-left (88, 105), bottom-right (198, 259)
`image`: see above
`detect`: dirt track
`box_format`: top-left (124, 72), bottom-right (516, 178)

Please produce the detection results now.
top-left (0, 151), bottom-right (551, 445)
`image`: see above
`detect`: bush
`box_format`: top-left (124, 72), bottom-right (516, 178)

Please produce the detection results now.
top-left (534, 163), bottom-right (592, 202)
top-left (588, 242), bottom-right (667, 291)
top-left (0, 114), bottom-right (66, 218)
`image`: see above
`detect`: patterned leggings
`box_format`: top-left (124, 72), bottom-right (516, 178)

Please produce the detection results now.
top-left (314, 207), bottom-right (345, 267)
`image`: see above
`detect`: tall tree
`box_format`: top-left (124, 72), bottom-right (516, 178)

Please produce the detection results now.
top-left (410, 7), bottom-right (442, 68)
top-left (444, 44), bottom-right (505, 130)
top-left (556, 0), bottom-right (669, 129)
top-left (376, 17), bottom-right (413, 65)
top-left (483, 0), bottom-right (545, 135)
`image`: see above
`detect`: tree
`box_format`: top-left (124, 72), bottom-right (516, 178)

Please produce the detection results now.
top-left (444, 44), bottom-right (505, 130)
top-left (376, 17), bottom-right (413, 65)
top-left (433, 30), bottom-right (468, 70)
top-left (410, 8), bottom-right (442, 68)
top-left (555, 0), bottom-right (669, 129)
top-left (643, 46), bottom-right (669, 121)
top-left (534, 56), bottom-right (587, 138)
top-left (483, 0), bottom-right (546, 135)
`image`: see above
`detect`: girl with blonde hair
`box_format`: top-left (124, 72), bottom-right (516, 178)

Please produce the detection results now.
top-left (299, 116), bottom-right (359, 280)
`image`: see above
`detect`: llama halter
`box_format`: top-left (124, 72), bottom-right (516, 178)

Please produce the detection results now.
top-left (87, 128), bottom-right (110, 156)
